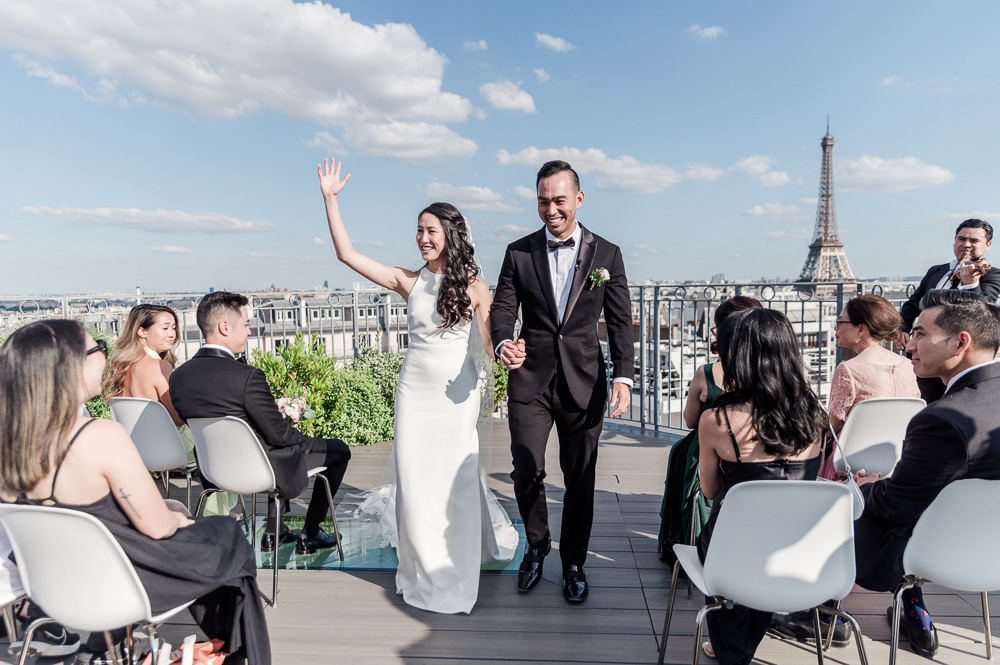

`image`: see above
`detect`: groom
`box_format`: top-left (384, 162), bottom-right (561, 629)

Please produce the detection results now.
top-left (492, 160), bottom-right (634, 603)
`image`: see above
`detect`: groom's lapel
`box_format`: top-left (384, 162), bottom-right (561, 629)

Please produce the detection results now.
top-left (561, 225), bottom-right (597, 326)
top-left (529, 230), bottom-right (560, 323)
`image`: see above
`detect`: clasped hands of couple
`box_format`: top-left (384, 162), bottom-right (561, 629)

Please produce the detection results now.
top-left (496, 340), bottom-right (631, 418)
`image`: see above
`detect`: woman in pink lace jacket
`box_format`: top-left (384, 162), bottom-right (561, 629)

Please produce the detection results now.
top-left (825, 295), bottom-right (919, 474)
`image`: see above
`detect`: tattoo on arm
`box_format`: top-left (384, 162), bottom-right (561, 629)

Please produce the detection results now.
top-left (118, 488), bottom-right (142, 519)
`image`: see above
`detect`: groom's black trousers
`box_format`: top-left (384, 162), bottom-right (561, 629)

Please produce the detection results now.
top-left (508, 372), bottom-right (604, 569)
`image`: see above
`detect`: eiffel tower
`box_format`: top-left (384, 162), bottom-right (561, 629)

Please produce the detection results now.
top-left (798, 123), bottom-right (855, 282)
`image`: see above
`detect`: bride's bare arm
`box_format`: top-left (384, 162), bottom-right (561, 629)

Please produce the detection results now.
top-left (319, 158), bottom-right (415, 298)
top-left (470, 279), bottom-right (494, 356)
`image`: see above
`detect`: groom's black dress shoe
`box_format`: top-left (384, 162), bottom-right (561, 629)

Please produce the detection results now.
top-left (563, 565), bottom-right (588, 603)
top-left (517, 540), bottom-right (551, 592)
top-left (886, 607), bottom-right (939, 658)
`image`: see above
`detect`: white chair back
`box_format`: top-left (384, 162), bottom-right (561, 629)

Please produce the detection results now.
top-left (187, 416), bottom-right (276, 495)
top-left (703, 480), bottom-right (855, 613)
top-left (109, 397), bottom-right (187, 472)
top-left (835, 397), bottom-right (925, 477)
top-left (0, 505), bottom-right (151, 632)
top-left (903, 478), bottom-right (1000, 591)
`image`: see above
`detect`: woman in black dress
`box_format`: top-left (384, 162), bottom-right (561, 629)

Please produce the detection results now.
top-left (0, 320), bottom-right (270, 664)
top-left (696, 308), bottom-right (824, 664)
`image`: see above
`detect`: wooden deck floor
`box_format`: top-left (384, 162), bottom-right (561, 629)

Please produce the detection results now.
top-left (8, 422), bottom-right (999, 664)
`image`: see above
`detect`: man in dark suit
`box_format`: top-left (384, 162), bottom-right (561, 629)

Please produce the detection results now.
top-left (899, 219), bottom-right (1000, 402)
top-left (854, 289), bottom-right (1000, 658)
top-left (170, 291), bottom-right (351, 555)
top-left (492, 160), bottom-right (635, 603)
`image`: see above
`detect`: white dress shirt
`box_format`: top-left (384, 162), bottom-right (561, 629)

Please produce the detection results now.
top-left (545, 225), bottom-right (583, 324)
top-left (945, 360), bottom-right (998, 394)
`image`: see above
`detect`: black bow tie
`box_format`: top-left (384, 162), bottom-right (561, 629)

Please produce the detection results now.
top-left (548, 237), bottom-right (575, 250)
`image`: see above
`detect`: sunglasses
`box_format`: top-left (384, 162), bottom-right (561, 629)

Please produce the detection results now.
top-left (86, 339), bottom-right (108, 358)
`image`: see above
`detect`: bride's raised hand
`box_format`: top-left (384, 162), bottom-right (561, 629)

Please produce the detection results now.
top-left (318, 158), bottom-right (352, 198)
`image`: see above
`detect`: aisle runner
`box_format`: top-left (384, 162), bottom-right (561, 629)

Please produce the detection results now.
top-left (251, 516), bottom-right (526, 574)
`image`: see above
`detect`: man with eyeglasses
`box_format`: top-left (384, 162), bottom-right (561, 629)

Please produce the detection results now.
top-left (854, 289), bottom-right (1000, 659)
top-left (900, 219), bottom-right (1000, 402)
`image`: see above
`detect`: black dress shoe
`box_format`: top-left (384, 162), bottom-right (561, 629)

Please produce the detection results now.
top-left (563, 565), bottom-right (588, 603)
top-left (886, 607), bottom-right (939, 658)
top-left (517, 540), bottom-right (551, 592)
top-left (770, 611), bottom-right (850, 647)
top-left (260, 528), bottom-right (300, 553)
top-left (295, 529), bottom-right (340, 555)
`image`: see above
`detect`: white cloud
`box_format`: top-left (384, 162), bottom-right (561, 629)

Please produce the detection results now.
top-left (800, 197), bottom-right (818, 205)
top-left (759, 171), bottom-right (790, 187)
top-left (479, 80), bottom-right (536, 113)
top-left (732, 155), bottom-right (774, 176)
top-left (742, 203), bottom-right (809, 223)
top-left (837, 155), bottom-right (954, 192)
top-left (148, 245), bottom-right (192, 253)
top-left (463, 39), bottom-right (488, 51)
top-left (535, 32), bottom-right (575, 53)
top-left (0, 234), bottom-right (11, 242)
top-left (881, 75), bottom-right (901, 86)
top-left (311, 237), bottom-right (326, 245)
top-left (307, 121), bottom-right (477, 163)
top-left (489, 224), bottom-right (533, 242)
top-left (496, 146), bottom-right (682, 194)
top-left (683, 163), bottom-right (725, 182)
top-left (534, 68), bottom-right (550, 82)
top-left (21, 206), bottom-right (273, 233)
top-left (689, 24), bottom-right (724, 41)
top-left (426, 183), bottom-right (522, 214)
top-left (513, 185), bottom-right (536, 200)
top-left (0, 0), bottom-right (476, 162)
top-left (930, 211), bottom-right (1000, 227)
top-left (767, 231), bottom-right (786, 239)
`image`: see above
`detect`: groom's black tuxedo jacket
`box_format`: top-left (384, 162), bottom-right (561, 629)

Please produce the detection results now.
top-left (855, 362), bottom-right (1000, 590)
top-left (169, 347), bottom-right (310, 497)
top-left (899, 262), bottom-right (1000, 332)
top-left (491, 225), bottom-right (634, 409)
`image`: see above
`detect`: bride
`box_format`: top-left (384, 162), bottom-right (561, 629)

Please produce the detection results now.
top-left (318, 158), bottom-right (518, 614)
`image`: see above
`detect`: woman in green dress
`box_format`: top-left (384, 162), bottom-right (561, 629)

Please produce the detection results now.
top-left (657, 295), bottom-right (760, 563)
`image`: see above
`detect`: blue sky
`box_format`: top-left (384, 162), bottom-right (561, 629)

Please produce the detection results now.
top-left (2, 0), bottom-right (999, 295)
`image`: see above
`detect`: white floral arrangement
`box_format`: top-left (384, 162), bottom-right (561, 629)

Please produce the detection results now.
top-left (276, 396), bottom-right (314, 427)
top-left (588, 267), bottom-right (610, 290)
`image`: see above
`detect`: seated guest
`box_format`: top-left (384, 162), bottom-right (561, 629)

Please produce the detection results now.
top-left (169, 291), bottom-right (350, 554)
top-left (0, 320), bottom-right (269, 664)
top-left (824, 295), bottom-right (920, 476)
top-left (658, 295), bottom-right (761, 563)
top-left (899, 218), bottom-right (1000, 402)
top-left (697, 308), bottom-right (824, 664)
top-left (102, 304), bottom-right (238, 517)
top-left (854, 289), bottom-right (1000, 658)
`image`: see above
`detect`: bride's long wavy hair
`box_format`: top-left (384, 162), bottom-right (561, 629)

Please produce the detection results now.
top-left (420, 202), bottom-right (479, 329)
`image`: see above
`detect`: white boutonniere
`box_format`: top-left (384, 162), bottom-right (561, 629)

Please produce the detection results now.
top-left (588, 267), bottom-right (610, 290)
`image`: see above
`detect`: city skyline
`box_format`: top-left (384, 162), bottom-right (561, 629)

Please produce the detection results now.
top-left (2, 1), bottom-right (999, 296)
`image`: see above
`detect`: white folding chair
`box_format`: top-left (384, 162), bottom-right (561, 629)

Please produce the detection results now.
top-left (890, 478), bottom-right (1000, 665)
top-left (657, 480), bottom-right (868, 665)
top-left (187, 416), bottom-right (344, 606)
top-left (109, 397), bottom-right (196, 510)
top-left (0, 505), bottom-right (195, 665)
top-left (833, 397), bottom-right (925, 477)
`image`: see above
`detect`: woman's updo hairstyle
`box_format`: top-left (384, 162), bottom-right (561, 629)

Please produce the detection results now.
top-left (843, 294), bottom-right (906, 346)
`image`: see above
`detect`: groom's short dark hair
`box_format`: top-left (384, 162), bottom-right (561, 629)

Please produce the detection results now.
top-left (536, 160), bottom-right (580, 192)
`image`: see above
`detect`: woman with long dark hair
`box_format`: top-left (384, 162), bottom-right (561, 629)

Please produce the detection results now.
top-left (317, 158), bottom-right (517, 614)
top-left (697, 308), bottom-right (825, 663)
top-left (0, 321), bottom-right (269, 663)
top-left (658, 296), bottom-right (761, 563)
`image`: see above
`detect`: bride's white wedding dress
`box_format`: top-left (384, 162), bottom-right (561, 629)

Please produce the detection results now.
top-left (343, 268), bottom-right (518, 614)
